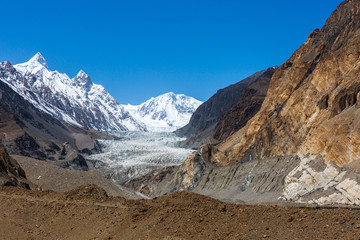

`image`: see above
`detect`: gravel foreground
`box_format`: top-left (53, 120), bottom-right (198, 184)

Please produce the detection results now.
top-left (0, 185), bottom-right (360, 240)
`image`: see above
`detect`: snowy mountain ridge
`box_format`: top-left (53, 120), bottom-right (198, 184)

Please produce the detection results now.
top-left (125, 92), bottom-right (203, 132)
top-left (0, 53), bottom-right (201, 132)
top-left (2, 52), bottom-right (146, 131)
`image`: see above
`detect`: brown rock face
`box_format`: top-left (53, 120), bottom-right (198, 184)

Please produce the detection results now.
top-left (0, 146), bottom-right (29, 188)
top-left (210, 0), bottom-right (360, 167)
top-left (176, 68), bottom-right (275, 148)
top-left (213, 68), bottom-right (275, 142)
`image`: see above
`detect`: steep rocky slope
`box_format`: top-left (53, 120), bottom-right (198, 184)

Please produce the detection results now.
top-left (201, 0), bottom-right (360, 205)
top-left (208, 0), bottom-right (360, 205)
top-left (129, 0), bottom-right (360, 206)
top-left (0, 146), bottom-right (30, 188)
top-left (217, 0), bottom-right (360, 165)
top-left (213, 67), bottom-right (276, 141)
top-left (176, 68), bottom-right (275, 148)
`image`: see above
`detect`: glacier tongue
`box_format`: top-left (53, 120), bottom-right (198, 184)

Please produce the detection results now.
top-left (87, 131), bottom-right (193, 183)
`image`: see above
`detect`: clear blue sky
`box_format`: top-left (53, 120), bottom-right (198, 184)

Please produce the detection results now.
top-left (0, 0), bottom-right (343, 104)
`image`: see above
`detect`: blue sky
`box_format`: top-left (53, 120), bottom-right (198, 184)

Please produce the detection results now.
top-left (1, 0), bottom-right (343, 104)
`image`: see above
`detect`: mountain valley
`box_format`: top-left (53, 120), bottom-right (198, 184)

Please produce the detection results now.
top-left (2, 0), bottom-right (360, 238)
top-left (0, 55), bottom-right (201, 175)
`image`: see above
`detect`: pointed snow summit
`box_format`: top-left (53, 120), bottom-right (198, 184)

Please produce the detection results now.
top-left (14, 52), bottom-right (49, 75)
top-left (73, 69), bottom-right (92, 88)
top-left (75, 69), bottom-right (89, 79)
top-left (29, 52), bottom-right (48, 68)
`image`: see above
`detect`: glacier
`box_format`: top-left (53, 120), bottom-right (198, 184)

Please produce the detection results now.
top-left (87, 131), bottom-right (194, 183)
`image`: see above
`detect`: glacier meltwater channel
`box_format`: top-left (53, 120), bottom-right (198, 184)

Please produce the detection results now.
top-left (87, 131), bottom-right (194, 184)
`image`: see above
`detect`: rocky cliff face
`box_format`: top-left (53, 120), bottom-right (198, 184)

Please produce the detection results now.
top-left (129, 0), bottom-right (360, 206)
top-left (0, 146), bottom-right (30, 188)
top-left (199, 0), bottom-right (360, 205)
top-left (176, 68), bottom-right (275, 148)
top-left (212, 67), bottom-right (276, 142)
top-left (219, 0), bottom-right (360, 165)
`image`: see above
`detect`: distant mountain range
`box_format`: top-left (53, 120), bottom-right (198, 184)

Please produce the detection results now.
top-left (0, 53), bottom-right (202, 133)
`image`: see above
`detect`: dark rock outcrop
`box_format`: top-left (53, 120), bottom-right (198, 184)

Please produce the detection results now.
top-left (0, 146), bottom-right (29, 188)
top-left (213, 67), bottom-right (276, 141)
top-left (176, 67), bottom-right (276, 148)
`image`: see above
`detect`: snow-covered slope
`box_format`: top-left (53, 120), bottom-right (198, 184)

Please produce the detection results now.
top-left (125, 92), bottom-right (202, 132)
top-left (2, 53), bottom-right (146, 131)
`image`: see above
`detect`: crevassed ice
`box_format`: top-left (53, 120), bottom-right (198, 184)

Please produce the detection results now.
top-left (87, 131), bottom-right (193, 181)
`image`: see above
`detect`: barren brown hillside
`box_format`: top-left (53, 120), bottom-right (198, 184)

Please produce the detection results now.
top-left (0, 185), bottom-right (359, 240)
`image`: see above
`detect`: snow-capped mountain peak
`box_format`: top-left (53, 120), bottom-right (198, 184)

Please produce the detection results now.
top-left (75, 69), bottom-right (89, 79)
top-left (15, 52), bottom-right (49, 75)
top-left (29, 52), bottom-right (48, 68)
top-left (1, 53), bottom-right (201, 133)
top-left (0, 54), bottom-right (147, 132)
top-left (124, 92), bottom-right (202, 132)
top-left (73, 69), bottom-right (92, 88)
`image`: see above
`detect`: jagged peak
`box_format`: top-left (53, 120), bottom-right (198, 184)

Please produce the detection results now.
top-left (75, 69), bottom-right (89, 79)
top-left (0, 61), bottom-right (16, 74)
top-left (73, 69), bottom-right (92, 88)
top-left (1, 61), bottom-right (13, 68)
top-left (27, 52), bottom-right (48, 69)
